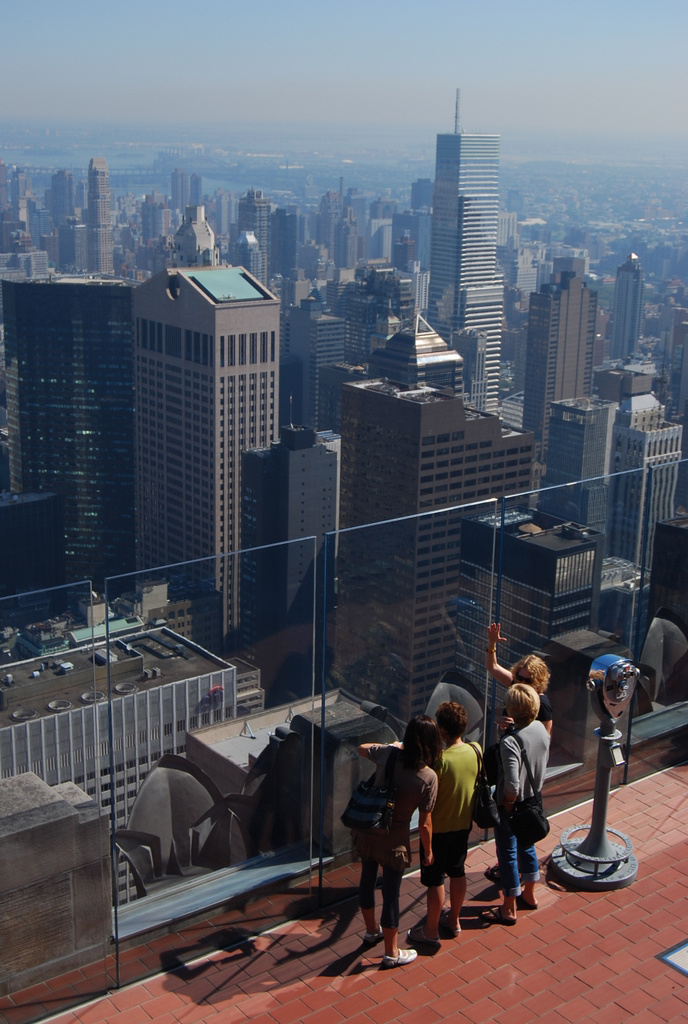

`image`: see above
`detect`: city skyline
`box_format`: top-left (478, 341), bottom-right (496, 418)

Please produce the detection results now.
top-left (1, 1), bottom-right (688, 164)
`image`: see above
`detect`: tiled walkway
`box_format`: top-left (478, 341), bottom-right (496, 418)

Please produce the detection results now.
top-left (45, 763), bottom-right (688, 1024)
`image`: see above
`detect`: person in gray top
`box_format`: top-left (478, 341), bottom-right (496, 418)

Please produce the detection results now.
top-left (483, 683), bottom-right (550, 925)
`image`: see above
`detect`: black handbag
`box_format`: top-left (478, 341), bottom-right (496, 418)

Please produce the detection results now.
top-left (468, 743), bottom-right (500, 829)
top-left (341, 747), bottom-right (398, 833)
top-left (507, 733), bottom-right (549, 844)
top-left (483, 741), bottom-right (501, 787)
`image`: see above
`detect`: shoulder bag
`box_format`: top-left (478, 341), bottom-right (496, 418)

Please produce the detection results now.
top-left (341, 746), bottom-right (398, 833)
top-left (507, 733), bottom-right (550, 844)
top-left (469, 742), bottom-right (500, 830)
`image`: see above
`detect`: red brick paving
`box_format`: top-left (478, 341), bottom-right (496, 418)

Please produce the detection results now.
top-left (5, 763), bottom-right (688, 1024)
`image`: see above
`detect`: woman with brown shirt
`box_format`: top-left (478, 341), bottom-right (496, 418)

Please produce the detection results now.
top-left (354, 714), bottom-right (440, 968)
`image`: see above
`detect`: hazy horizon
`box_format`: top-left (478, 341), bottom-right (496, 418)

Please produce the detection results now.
top-left (2, 117), bottom-right (687, 171)
top-left (2, 0), bottom-right (687, 168)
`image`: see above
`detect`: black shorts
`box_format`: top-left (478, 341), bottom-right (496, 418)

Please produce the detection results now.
top-left (420, 829), bottom-right (470, 887)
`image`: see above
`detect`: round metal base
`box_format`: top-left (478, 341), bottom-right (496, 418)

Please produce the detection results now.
top-left (550, 825), bottom-right (638, 891)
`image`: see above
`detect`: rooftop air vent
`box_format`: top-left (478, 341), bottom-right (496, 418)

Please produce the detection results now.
top-left (115, 682), bottom-right (138, 695)
top-left (11, 707), bottom-right (37, 721)
top-left (47, 699), bottom-right (72, 713)
top-left (80, 690), bottom-right (105, 704)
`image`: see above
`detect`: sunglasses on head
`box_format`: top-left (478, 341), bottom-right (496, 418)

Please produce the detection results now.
top-left (515, 671), bottom-right (531, 682)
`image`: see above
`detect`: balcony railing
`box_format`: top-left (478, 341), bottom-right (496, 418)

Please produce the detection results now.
top-left (0, 462), bottom-right (686, 1018)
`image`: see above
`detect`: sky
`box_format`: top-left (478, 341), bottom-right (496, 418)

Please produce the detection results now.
top-left (2, 0), bottom-right (688, 161)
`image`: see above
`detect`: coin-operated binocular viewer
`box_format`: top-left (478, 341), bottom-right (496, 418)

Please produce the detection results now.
top-left (551, 654), bottom-right (640, 890)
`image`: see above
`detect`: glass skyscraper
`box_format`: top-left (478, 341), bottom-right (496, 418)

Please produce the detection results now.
top-left (3, 278), bottom-right (136, 584)
top-left (428, 132), bottom-right (502, 412)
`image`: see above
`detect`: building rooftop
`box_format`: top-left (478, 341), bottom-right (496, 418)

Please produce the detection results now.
top-left (179, 266), bottom-right (270, 303)
top-left (351, 380), bottom-right (454, 404)
top-left (619, 393), bottom-right (661, 413)
top-left (472, 507), bottom-right (602, 549)
top-left (0, 627), bottom-right (229, 729)
top-left (0, 491), bottom-right (60, 508)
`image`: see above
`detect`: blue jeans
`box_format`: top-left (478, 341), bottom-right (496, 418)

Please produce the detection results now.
top-left (494, 808), bottom-right (540, 897)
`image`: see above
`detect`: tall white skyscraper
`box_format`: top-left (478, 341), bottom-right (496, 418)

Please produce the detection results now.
top-left (611, 253), bottom-right (644, 361)
top-left (428, 130), bottom-right (502, 412)
top-left (607, 394), bottom-right (682, 565)
top-left (87, 157), bottom-right (113, 275)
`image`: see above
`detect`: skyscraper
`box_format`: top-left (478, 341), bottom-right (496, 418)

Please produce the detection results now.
top-left (333, 209), bottom-right (358, 270)
top-left (269, 207), bottom-right (298, 279)
top-left (540, 397), bottom-right (617, 532)
top-left (50, 169), bottom-right (75, 227)
top-left (86, 158), bottom-right (113, 275)
top-left (57, 218), bottom-right (88, 272)
top-left (0, 491), bottom-right (65, 598)
top-left (234, 231), bottom-right (265, 284)
top-left (344, 265), bottom-right (414, 364)
top-left (458, 508), bottom-right (604, 677)
top-left (411, 178), bottom-right (433, 212)
top-left (452, 329), bottom-right (489, 409)
top-left (170, 168), bottom-right (190, 215)
top-left (607, 394), bottom-right (682, 565)
top-left (0, 158), bottom-right (7, 208)
top-left (240, 425), bottom-right (338, 703)
top-left (3, 278), bottom-right (135, 583)
top-left (285, 289), bottom-right (346, 429)
top-left (523, 272), bottom-right (597, 466)
top-left (238, 188), bottom-right (270, 284)
top-left (133, 266), bottom-right (280, 643)
top-left (172, 205), bottom-right (218, 267)
top-left (649, 516), bottom-right (688, 630)
top-left (190, 172), bottom-right (203, 206)
top-left (428, 130), bottom-right (502, 411)
top-left (610, 253), bottom-right (644, 361)
top-left (317, 190), bottom-right (343, 256)
top-left (335, 380), bottom-right (534, 718)
top-left (368, 314), bottom-right (462, 394)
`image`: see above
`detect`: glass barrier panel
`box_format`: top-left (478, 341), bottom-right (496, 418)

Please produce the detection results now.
top-left (0, 582), bottom-right (112, 1023)
top-left (104, 539), bottom-right (317, 979)
top-left (488, 458), bottom-right (688, 813)
top-left (625, 458), bottom-right (688, 782)
top-left (483, 471), bottom-right (642, 814)
top-left (319, 500), bottom-right (498, 906)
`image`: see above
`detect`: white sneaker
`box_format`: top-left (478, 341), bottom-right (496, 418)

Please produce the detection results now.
top-left (382, 948), bottom-right (418, 968)
top-left (363, 925), bottom-right (383, 944)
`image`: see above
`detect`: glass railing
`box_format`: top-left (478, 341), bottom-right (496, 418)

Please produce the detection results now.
top-left (322, 461), bottom-right (688, 899)
top-left (1, 461), bottom-right (687, 1020)
top-left (101, 539), bottom-right (318, 950)
top-left (0, 581), bottom-right (112, 1014)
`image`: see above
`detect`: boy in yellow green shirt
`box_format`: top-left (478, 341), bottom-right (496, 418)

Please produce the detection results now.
top-left (407, 701), bottom-right (479, 946)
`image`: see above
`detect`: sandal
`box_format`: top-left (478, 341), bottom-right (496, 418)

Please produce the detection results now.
top-left (439, 909), bottom-right (461, 937)
top-left (482, 906), bottom-right (517, 926)
top-left (516, 895), bottom-right (538, 910)
top-left (407, 923), bottom-right (440, 948)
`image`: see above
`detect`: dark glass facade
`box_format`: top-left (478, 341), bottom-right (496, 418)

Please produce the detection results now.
top-left (3, 279), bottom-right (136, 585)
